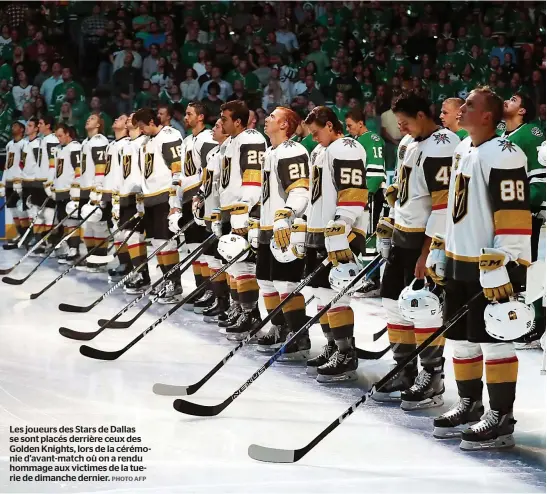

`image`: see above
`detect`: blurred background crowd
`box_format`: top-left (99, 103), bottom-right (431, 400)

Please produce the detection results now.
top-left (0, 0), bottom-right (545, 170)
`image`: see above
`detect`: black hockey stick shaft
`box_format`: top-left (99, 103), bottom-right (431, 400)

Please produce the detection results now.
top-left (2, 206), bottom-right (98, 285)
top-left (59, 235), bottom-right (215, 340)
top-left (0, 191), bottom-right (17, 213)
top-left (17, 197), bottom-right (50, 248)
top-left (153, 259), bottom-right (331, 397)
top-left (79, 246), bottom-right (250, 360)
top-left (29, 212), bottom-right (141, 299)
top-left (172, 254), bottom-right (383, 415)
top-left (57, 219), bottom-right (195, 312)
top-left (355, 344), bottom-right (390, 360)
top-left (372, 326), bottom-right (387, 341)
top-left (248, 290), bottom-right (482, 463)
top-left (0, 205), bottom-right (63, 276)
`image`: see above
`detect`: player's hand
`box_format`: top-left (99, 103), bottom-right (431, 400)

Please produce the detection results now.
top-left (414, 254), bottom-right (427, 280)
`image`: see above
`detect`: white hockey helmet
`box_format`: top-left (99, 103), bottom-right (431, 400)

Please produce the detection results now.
top-left (398, 278), bottom-right (444, 323)
top-left (217, 233), bottom-right (249, 262)
top-left (269, 236), bottom-right (297, 263)
top-left (484, 296), bottom-right (535, 341)
top-left (329, 262), bottom-right (363, 293)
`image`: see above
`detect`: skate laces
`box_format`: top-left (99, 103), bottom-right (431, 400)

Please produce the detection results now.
top-left (443, 397), bottom-right (471, 419)
top-left (410, 368), bottom-right (431, 391)
top-left (323, 351), bottom-right (345, 368)
top-left (469, 409), bottom-right (499, 433)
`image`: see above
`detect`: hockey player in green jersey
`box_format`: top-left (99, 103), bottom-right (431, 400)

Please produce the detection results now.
top-left (439, 97), bottom-right (469, 140)
top-left (503, 91), bottom-right (546, 349)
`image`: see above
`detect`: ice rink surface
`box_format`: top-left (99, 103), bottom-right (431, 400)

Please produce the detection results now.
top-left (0, 248), bottom-right (545, 494)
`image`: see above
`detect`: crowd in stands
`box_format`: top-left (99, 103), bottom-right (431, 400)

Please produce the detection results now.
top-left (0, 1), bottom-right (545, 170)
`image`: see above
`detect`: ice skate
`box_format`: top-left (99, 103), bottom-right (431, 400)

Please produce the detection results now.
top-left (316, 347), bottom-right (358, 383)
top-left (459, 410), bottom-right (516, 451)
top-left (400, 359), bottom-right (445, 411)
top-left (433, 398), bottom-right (484, 439)
top-left (371, 365), bottom-right (417, 402)
top-left (203, 296), bottom-right (230, 323)
top-left (306, 340), bottom-right (337, 376)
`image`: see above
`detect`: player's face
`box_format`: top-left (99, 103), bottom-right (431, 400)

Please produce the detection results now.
top-left (38, 119), bottom-right (46, 134)
top-left (85, 115), bottom-right (99, 133)
top-left (158, 108), bottom-right (170, 125)
top-left (308, 121), bottom-right (334, 147)
top-left (184, 107), bottom-right (199, 129)
top-left (126, 113), bottom-right (135, 131)
top-left (459, 91), bottom-right (486, 131)
top-left (395, 113), bottom-right (420, 138)
top-left (344, 118), bottom-right (361, 137)
top-left (138, 121), bottom-right (154, 136)
top-left (264, 109), bottom-right (282, 136)
top-left (503, 95), bottom-right (522, 119)
top-left (220, 110), bottom-right (236, 135)
top-left (114, 114), bottom-right (128, 131)
top-left (212, 119), bottom-right (225, 142)
top-left (440, 102), bottom-right (459, 128)
top-left (25, 121), bottom-right (37, 136)
top-left (55, 129), bottom-right (69, 145)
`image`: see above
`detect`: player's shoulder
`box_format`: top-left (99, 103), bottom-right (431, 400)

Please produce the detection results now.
top-left (426, 128), bottom-right (459, 153)
top-left (278, 138), bottom-right (308, 158)
top-left (91, 134), bottom-right (108, 145)
top-left (160, 126), bottom-right (182, 142)
top-left (240, 128), bottom-right (266, 144)
top-left (523, 123), bottom-right (545, 140)
top-left (329, 136), bottom-right (361, 153)
top-left (362, 131), bottom-right (384, 145)
top-left (482, 136), bottom-right (526, 170)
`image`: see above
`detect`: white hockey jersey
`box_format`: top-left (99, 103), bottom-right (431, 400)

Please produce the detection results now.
top-left (219, 129), bottom-right (267, 211)
top-left (259, 139), bottom-right (309, 244)
top-left (118, 134), bottom-right (147, 206)
top-left (21, 136), bottom-right (41, 187)
top-left (53, 140), bottom-right (82, 201)
top-left (140, 125), bottom-right (183, 206)
top-left (38, 133), bottom-right (59, 186)
top-left (200, 140), bottom-right (227, 223)
top-left (179, 128), bottom-right (217, 205)
top-left (1, 138), bottom-right (25, 186)
top-left (102, 136), bottom-right (129, 202)
top-left (393, 128), bottom-right (459, 249)
top-left (306, 136), bottom-right (368, 249)
top-left (446, 136), bottom-right (532, 281)
top-left (80, 134), bottom-right (109, 201)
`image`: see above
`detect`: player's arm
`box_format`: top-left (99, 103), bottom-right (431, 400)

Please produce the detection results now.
top-left (332, 153), bottom-right (368, 227)
top-left (45, 142), bottom-right (57, 186)
top-left (422, 155), bottom-right (452, 238)
top-left (238, 141), bottom-right (266, 208)
top-left (90, 140), bottom-right (108, 203)
top-left (70, 147), bottom-right (82, 202)
top-left (161, 135), bottom-right (183, 210)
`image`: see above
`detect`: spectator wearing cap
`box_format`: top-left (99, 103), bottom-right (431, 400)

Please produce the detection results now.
top-left (50, 67), bottom-right (85, 113)
top-left (40, 61), bottom-right (62, 108)
top-left (12, 70), bottom-right (32, 112)
top-left (113, 51), bottom-right (142, 115)
top-left (180, 68), bottom-right (200, 101)
top-left (198, 66), bottom-right (232, 101)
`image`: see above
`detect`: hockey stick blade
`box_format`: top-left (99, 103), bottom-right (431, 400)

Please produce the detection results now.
top-left (172, 398), bottom-right (228, 417)
top-left (152, 382), bottom-right (192, 396)
top-left (97, 301), bottom-right (152, 329)
top-left (356, 345), bottom-right (390, 360)
top-left (0, 266), bottom-right (14, 275)
top-left (248, 444), bottom-right (300, 464)
top-left (79, 344), bottom-right (124, 361)
top-left (58, 302), bottom-right (95, 313)
top-left (372, 326), bottom-right (387, 341)
top-left (2, 274), bottom-right (29, 285)
top-left (58, 326), bottom-right (100, 341)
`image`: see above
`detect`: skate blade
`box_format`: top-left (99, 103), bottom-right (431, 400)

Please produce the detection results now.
top-left (401, 395), bottom-right (444, 411)
top-left (278, 350), bottom-right (310, 362)
top-left (370, 390), bottom-right (402, 403)
top-left (193, 307), bottom-right (209, 315)
top-left (218, 327), bottom-right (227, 335)
top-left (158, 296), bottom-right (184, 305)
top-left (225, 331), bottom-right (249, 342)
top-left (256, 344), bottom-right (282, 354)
top-left (316, 370), bottom-right (358, 383)
top-left (433, 423), bottom-right (476, 439)
top-left (460, 434), bottom-right (515, 451)
top-left (203, 315), bottom-right (219, 324)
top-left (182, 303), bottom-right (194, 311)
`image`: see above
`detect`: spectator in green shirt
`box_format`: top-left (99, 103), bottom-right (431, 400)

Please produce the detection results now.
top-left (132, 3), bottom-right (156, 36)
top-left (180, 29), bottom-right (202, 67)
top-left (49, 67), bottom-right (85, 113)
top-left (53, 87), bottom-right (88, 120)
top-left (329, 91), bottom-right (350, 133)
top-left (305, 39), bottom-right (330, 76)
top-left (0, 78), bottom-right (15, 110)
top-left (227, 60), bottom-right (261, 95)
top-left (430, 69), bottom-right (454, 107)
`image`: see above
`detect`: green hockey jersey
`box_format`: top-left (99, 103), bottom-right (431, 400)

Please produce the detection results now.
top-left (356, 130), bottom-right (386, 194)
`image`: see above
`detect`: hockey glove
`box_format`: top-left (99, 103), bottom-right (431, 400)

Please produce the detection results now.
top-left (248, 218), bottom-right (259, 250)
top-left (112, 196), bottom-right (120, 221)
top-left (13, 181), bottom-right (23, 196)
top-left (0, 184), bottom-right (4, 198)
top-left (425, 234), bottom-right (446, 285)
top-left (376, 216), bottom-right (394, 259)
top-left (211, 209), bottom-right (223, 238)
top-left (230, 203), bottom-right (249, 236)
top-left (192, 191), bottom-right (206, 227)
top-left (324, 220), bottom-right (354, 266)
top-left (168, 208), bottom-right (183, 234)
top-left (479, 248), bottom-right (514, 301)
top-left (168, 186), bottom-right (182, 210)
top-left (44, 183), bottom-right (53, 199)
top-left (273, 208), bottom-right (293, 249)
top-left (136, 194), bottom-right (145, 217)
top-left (290, 218), bottom-right (307, 259)
top-left (81, 202), bottom-right (103, 223)
top-left (385, 183), bottom-right (398, 208)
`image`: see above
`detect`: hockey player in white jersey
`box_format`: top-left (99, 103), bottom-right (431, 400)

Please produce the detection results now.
top-left (100, 114), bottom-right (132, 280)
top-left (255, 107), bottom-right (311, 357)
top-left (117, 113), bottom-right (150, 293)
top-left (301, 106), bottom-right (368, 382)
top-left (78, 114), bottom-right (109, 271)
top-left (1, 122), bottom-right (26, 249)
top-left (19, 118), bottom-right (41, 247)
top-left (32, 116), bottom-right (59, 255)
top-left (199, 118), bottom-right (231, 323)
top-left (372, 93), bottom-right (460, 408)
top-left (52, 124), bottom-right (83, 263)
top-left (430, 87), bottom-right (532, 450)
top-left (133, 108), bottom-right (184, 303)
top-left (169, 102), bottom-right (217, 313)
top-left (213, 100), bottom-right (267, 338)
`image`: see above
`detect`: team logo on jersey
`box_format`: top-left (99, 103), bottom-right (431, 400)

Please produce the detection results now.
top-left (221, 156), bottom-right (231, 189)
top-left (246, 129), bottom-right (259, 135)
top-left (202, 169), bottom-right (213, 198)
top-left (499, 140), bottom-right (516, 153)
top-left (56, 158), bottom-right (64, 178)
top-left (452, 173), bottom-right (470, 224)
top-left (105, 154), bottom-right (112, 176)
top-left (343, 138), bottom-right (357, 147)
top-left (371, 134), bottom-right (381, 142)
top-left (433, 133), bottom-right (450, 145)
top-left (81, 154), bottom-right (87, 175)
top-left (6, 152), bottom-right (14, 169)
top-left (454, 154), bottom-right (461, 171)
top-left (398, 145), bottom-right (407, 161)
top-left (33, 147), bottom-right (40, 163)
top-left (262, 170), bottom-right (270, 203)
top-left (144, 153), bottom-right (154, 179)
top-left (532, 127), bottom-right (543, 137)
top-left (184, 150), bottom-right (196, 177)
top-left (20, 152), bottom-right (27, 169)
top-left (122, 155), bottom-right (131, 179)
top-left (311, 166), bottom-right (322, 204)
top-left (284, 139), bottom-right (297, 147)
top-left (399, 166), bottom-right (412, 205)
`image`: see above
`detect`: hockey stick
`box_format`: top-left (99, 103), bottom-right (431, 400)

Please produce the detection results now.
top-left (356, 344), bottom-right (390, 360)
top-left (372, 326), bottom-right (387, 341)
top-left (28, 213), bottom-right (141, 299)
top-left (57, 219), bottom-right (195, 313)
top-left (17, 197), bottom-right (50, 248)
top-left (59, 235), bottom-right (216, 340)
top-left (2, 206), bottom-right (100, 285)
top-left (248, 290), bottom-right (483, 463)
top-left (153, 258), bottom-right (333, 397)
top-left (172, 254), bottom-right (383, 415)
top-left (0, 205), bottom-right (62, 275)
top-left (0, 191), bottom-right (17, 213)
top-left (79, 245), bottom-right (250, 361)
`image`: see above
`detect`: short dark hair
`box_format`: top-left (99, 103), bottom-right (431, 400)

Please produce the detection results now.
top-left (515, 91), bottom-right (536, 123)
top-left (392, 92), bottom-right (433, 119)
top-left (12, 121), bottom-right (25, 132)
top-left (28, 117), bottom-right (39, 127)
top-left (55, 122), bottom-right (71, 134)
top-left (133, 108), bottom-right (160, 126)
top-left (187, 101), bottom-right (208, 120)
top-left (158, 104), bottom-right (173, 118)
top-left (208, 81), bottom-right (220, 94)
top-left (220, 100), bottom-right (249, 127)
top-left (40, 115), bottom-right (56, 129)
top-left (304, 106), bottom-right (343, 134)
top-left (472, 86), bottom-right (504, 126)
top-left (344, 107), bottom-right (365, 124)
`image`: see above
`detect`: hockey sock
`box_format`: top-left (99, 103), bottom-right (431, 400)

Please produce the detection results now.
top-left (10, 208), bottom-right (21, 235)
top-left (281, 292), bottom-right (306, 331)
top-left (115, 243), bottom-right (131, 267)
top-left (318, 306), bottom-right (333, 341)
top-left (84, 236), bottom-right (96, 252)
top-left (200, 262), bottom-right (211, 283)
top-left (483, 343), bottom-right (518, 413)
top-left (128, 240), bottom-right (147, 267)
top-left (211, 268), bottom-right (229, 298)
top-left (327, 306), bottom-right (354, 351)
top-left (65, 226), bottom-right (80, 250)
top-left (192, 261), bottom-right (204, 287)
top-left (384, 298), bottom-right (416, 367)
top-left (263, 292), bottom-right (286, 326)
top-left (157, 250), bottom-right (180, 283)
top-left (229, 275), bottom-right (240, 306)
top-left (237, 274), bottom-right (259, 312)
top-left (453, 341), bottom-right (484, 401)
top-left (414, 323), bottom-right (445, 367)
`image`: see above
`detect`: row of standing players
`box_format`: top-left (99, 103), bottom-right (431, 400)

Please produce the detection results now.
top-left (0, 88), bottom-right (545, 452)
